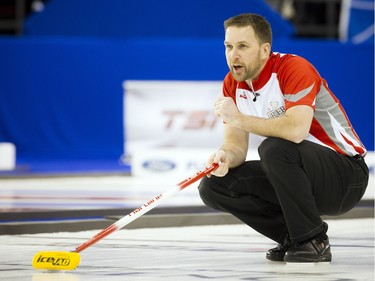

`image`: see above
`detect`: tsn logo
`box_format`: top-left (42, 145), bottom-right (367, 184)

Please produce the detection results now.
top-left (36, 255), bottom-right (71, 266)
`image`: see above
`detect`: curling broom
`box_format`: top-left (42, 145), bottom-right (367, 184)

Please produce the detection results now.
top-left (32, 163), bottom-right (218, 271)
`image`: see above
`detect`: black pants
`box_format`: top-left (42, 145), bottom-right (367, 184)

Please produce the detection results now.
top-left (198, 138), bottom-right (369, 244)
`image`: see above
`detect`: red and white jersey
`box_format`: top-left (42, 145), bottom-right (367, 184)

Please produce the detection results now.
top-left (223, 52), bottom-right (366, 157)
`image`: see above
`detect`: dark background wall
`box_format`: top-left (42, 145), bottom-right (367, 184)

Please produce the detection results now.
top-left (0, 0), bottom-right (373, 168)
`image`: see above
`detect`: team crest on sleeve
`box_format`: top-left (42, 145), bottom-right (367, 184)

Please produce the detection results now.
top-left (267, 101), bottom-right (285, 118)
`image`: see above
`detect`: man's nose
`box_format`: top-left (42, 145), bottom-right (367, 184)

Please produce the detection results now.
top-left (230, 48), bottom-right (240, 60)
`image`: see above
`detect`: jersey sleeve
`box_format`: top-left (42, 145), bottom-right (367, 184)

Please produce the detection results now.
top-left (222, 72), bottom-right (237, 101)
top-left (277, 55), bottom-right (322, 111)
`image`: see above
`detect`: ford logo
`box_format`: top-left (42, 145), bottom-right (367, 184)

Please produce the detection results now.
top-left (142, 159), bottom-right (176, 172)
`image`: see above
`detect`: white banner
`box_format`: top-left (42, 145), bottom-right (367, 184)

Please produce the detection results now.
top-left (123, 80), bottom-right (224, 156)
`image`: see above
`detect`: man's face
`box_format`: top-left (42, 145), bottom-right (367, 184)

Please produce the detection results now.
top-left (224, 25), bottom-right (265, 82)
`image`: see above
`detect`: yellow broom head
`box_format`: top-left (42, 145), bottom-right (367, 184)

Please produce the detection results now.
top-left (32, 251), bottom-right (80, 271)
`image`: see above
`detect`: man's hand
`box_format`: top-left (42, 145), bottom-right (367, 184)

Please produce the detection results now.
top-left (214, 96), bottom-right (241, 125)
top-left (206, 150), bottom-right (230, 177)
top-left (215, 96), bottom-right (314, 144)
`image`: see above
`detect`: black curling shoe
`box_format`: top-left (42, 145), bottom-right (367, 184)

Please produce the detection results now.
top-left (266, 238), bottom-right (291, 262)
top-left (284, 237), bottom-right (332, 263)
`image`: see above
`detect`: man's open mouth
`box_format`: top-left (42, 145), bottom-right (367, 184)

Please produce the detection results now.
top-left (233, 64), bottom-right (243, 71)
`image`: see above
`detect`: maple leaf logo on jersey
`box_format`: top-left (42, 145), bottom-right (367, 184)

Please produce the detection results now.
top-left (267, 101), bottom-right (279, 111)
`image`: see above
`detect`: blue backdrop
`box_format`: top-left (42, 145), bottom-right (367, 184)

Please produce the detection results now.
top-left (0, 0), bottom-right (373, 169)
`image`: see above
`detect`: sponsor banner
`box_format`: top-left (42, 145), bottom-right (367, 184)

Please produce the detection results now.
top-left (123, 80), bottom-right (224, 157)
top-left (131, 147), bottom-right (260, 179)
top-left (131, 148), bottom-right (210, 180)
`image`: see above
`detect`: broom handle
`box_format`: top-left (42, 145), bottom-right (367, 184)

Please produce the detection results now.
top-left (75, 163), bottom-right (219, 253)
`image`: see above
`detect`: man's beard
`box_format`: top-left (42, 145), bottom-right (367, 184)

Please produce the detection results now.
top-left (231, 57), bottom-right (262, 82)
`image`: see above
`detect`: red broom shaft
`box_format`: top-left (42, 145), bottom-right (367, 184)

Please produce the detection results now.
top-left (74, 163), bottom-right (218, 253)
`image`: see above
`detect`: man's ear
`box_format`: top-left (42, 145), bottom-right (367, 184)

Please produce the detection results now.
top-left (261, 43), bottom-right (271, 59)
